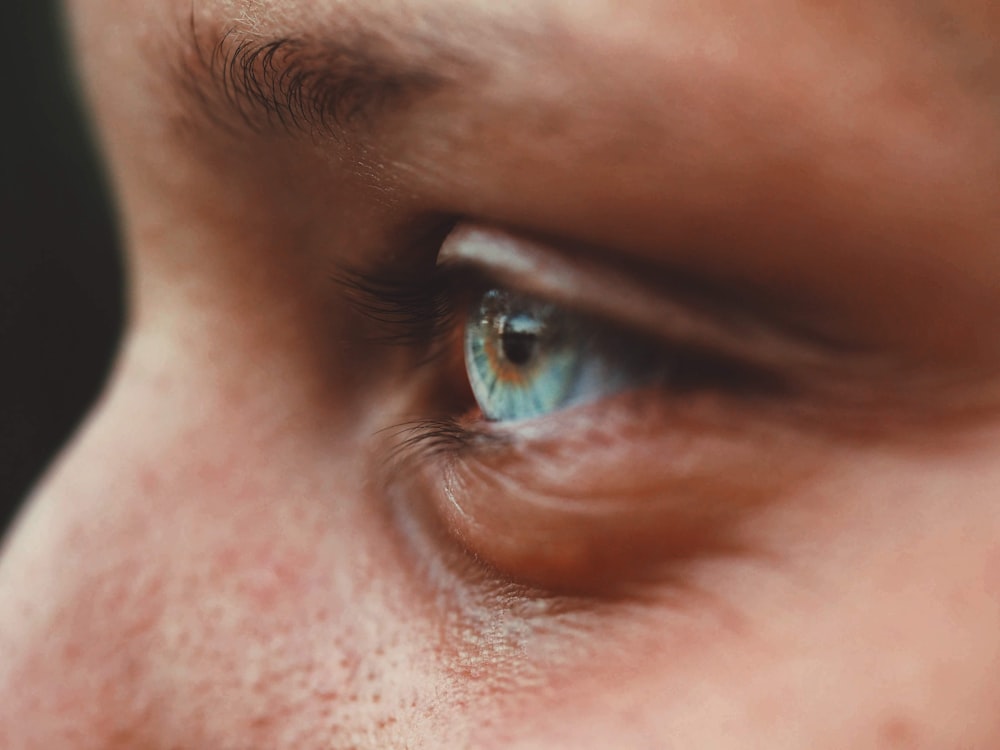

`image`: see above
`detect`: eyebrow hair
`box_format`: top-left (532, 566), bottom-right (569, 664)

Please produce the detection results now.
top-left (177, 17), bottom-right (459, 141)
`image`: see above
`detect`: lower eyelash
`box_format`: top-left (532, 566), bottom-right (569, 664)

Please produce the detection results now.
top-left (384, 417), bottom-right (471, 458)
top-left (379, 416), bottom-right (507, 478)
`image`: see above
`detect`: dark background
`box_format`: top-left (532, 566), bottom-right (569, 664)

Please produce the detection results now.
top-left (1, 1), bottom-right (123, 534)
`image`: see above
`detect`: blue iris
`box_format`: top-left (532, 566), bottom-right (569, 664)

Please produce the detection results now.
top-left (465, 289), bottom-right (645, 422)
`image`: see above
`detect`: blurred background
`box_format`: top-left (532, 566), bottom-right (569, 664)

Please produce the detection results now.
top-left (1, 1), bottom-right (123, 535)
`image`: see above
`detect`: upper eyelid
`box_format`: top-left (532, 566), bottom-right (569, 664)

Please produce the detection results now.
top-left (439, 225), bottom-right (882, 381)
top-left (334, 220), bottom-right (893, 402)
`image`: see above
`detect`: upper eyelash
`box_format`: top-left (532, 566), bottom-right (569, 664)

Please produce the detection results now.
top-left (332, 262), bottom-right (471, 347)
top-left (335, 259), bottom-right (794, 400)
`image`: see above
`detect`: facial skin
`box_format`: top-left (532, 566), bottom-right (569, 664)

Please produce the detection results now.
top-left (3, 0), bottom-right (1000, 747)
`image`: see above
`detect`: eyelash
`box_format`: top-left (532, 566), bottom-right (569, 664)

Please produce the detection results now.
top-left (332, 260), bottom-right (496, 462)
top-left (333, 261), bottom-right (475, 351)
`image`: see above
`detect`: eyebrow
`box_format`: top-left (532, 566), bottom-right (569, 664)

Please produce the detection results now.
top-left (177, 18), bottom-right (464, 140)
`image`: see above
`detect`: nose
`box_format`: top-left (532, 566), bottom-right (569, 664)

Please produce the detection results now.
top-left (0, 300), bottom-right (466, 747)
top-left (0, 390), bottom-right (171, 748)
top-left (0, 337), bottom-right (240, 748)
top-left (0, 342), bottom-right (414, 749)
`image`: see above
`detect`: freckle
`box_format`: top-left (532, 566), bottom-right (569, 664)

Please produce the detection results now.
top-left (879, 716), bottom-right (919, 746)
top-left (983, 545), bottom-right (1000, 602)
top-left (372, 693), bottom-right (382, 703)
top-left (249, 714), bottom-right (271, 729)
top-left (139, 468), bottom-right (160, 493)
top-left (61, 643), bottom-right (82, 663)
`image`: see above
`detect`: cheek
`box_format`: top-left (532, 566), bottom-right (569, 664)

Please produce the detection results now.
top-left (466, 450), bottom-right (1000, 748)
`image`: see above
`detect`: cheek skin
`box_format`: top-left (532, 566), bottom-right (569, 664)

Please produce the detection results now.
top-left (461, 446), bottom-right (1000, 749)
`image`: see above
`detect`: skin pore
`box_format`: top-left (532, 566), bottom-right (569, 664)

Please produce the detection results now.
top-left (1, 0), bottom-right (1000, 747)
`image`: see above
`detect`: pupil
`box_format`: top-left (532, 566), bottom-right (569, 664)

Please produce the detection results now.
top-left (501, 330), bottom-right (537, 366)
top-left (496, 310), bottom-right (546, 367)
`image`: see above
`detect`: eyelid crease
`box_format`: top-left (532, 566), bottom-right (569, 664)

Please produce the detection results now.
top-left (439, 224), bottom-right (888, 386)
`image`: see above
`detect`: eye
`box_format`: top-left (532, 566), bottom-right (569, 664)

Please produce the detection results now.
top-left (465, 288), bottom-right (654, 422)
top-left (342, 224), bottom-right (866, 593)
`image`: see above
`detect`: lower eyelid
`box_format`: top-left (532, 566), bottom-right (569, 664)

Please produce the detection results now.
top-left (386, 389), bottom-right (822, 593)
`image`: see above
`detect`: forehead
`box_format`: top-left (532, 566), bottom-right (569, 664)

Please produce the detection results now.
top-left (186, 0), bottom-right (998, 156)
top-left (192, 0), bottom-right (995, 191)
top-left (213, 0), bottom-right (998, 72)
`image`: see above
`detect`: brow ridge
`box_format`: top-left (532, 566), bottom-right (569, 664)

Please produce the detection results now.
top-left (179, 18), bottom-right (455, 140)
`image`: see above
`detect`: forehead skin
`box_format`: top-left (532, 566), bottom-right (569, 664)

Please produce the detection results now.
top-left (0, 0), bottom-right (999, 748)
